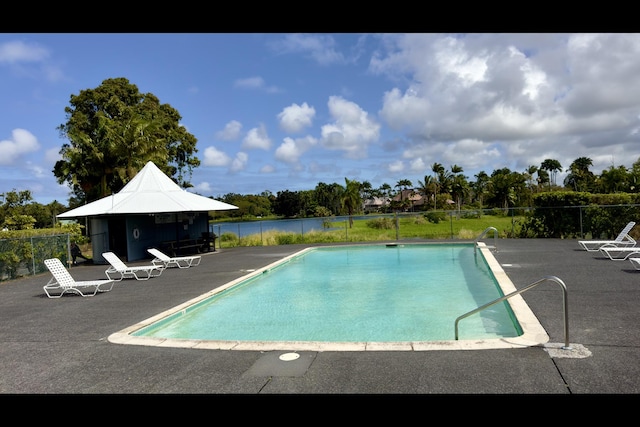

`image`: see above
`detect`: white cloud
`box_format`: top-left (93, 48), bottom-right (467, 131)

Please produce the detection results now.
top-left (0, 39), bottom-right (64, 82)
top-left (0, 129), bottom-right (40, 165)
top-left (202, 146), bottom-right (231, 167)
top-left (230, 152), bottom-right (248, 172)
top-left (387, 160), bottom-right (404, 173)
top-left (242, 124), bottom-right (271, 150)
top-left (278, 102), bottom-right (315, 133)
top-left (215, 120), bottom-right (242, 141)
top-left (0, 40), bottom-right (50, 64)
top-left (191, 181), bottom-right (212, 194)
top-left (234, 76), bottom-right (281, 93)
top-left (320, 96), bottom-right (380, 159)
top-left (45, 146), bottom-right (61, 163)
top-left (269, 34), bottom-right (346, 66)
top-left (275, 135), bottom-right (318, 164)
top-left (234, 76), bottom-right (265, 89)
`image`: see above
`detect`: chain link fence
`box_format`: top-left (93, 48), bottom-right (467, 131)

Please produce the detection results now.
top-left (211, 204), bottom-right (640, 247)
top-left (3, 203), bottom-right (639, 281)
top-left (0, 234), bottom-right (71, 282)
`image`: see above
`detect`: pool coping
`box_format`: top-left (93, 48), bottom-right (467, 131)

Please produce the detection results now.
top-left (107, 242), bottom-right (550, 351)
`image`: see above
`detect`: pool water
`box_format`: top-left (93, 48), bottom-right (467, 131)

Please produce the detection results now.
top-left (131, 244), bottom-right (523, 343)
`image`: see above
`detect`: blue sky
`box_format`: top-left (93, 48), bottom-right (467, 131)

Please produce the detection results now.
top-left (2, 33), bottom-right (640, 205)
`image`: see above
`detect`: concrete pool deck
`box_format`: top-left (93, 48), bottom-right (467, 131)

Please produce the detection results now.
top-left (1, 238), bottom-right (640, 394)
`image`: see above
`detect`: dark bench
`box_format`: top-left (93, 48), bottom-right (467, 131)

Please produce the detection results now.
top-left (161, 239), bottom-right (205, 256)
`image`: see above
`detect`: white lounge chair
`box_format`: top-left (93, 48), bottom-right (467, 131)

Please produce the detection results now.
top-left (629, 257), bottom-right (640, 270)
top-left (43, 258), bottom-right (115, 298)
top-left (102, 251), bottom-right (164, 281)
top-left (147, 248), bottom-right (201, 269)
top-left (598, 245), bottom-right (640, 260)
top-left (578, 221), bottom-right (636, 251)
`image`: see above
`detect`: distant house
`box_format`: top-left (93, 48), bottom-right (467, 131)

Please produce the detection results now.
top-left (391, 189), bottom-right (426, 210)
top-left (363, 197), bottom-right (389, 213)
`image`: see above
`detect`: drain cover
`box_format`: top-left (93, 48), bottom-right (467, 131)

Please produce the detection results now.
top-left (244, 351), bottom-right (315, 377)
top-left (279, 352), bottom-right (300, 361)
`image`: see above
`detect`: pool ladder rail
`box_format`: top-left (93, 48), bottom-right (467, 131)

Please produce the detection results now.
top-left (454, 275), bottom-right (571, 351)
top-left (474, 226), bottom-right (498, 253)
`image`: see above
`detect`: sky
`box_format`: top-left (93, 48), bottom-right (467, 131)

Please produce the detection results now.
top-left (1, 33), bottom-right (640, 205)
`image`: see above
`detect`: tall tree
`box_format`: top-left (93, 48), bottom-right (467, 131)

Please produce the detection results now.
top-left (431, 162), bottom-right (445, 204)
top-left (630, 157), bottom-right (640, 193)
top-left (417, 175), bottom-right (437, 210)
top-left (342, 178), bottom-right (361, 228)
top-left (54, 77), bottom-right (200, 203)
top-left (525, 165), bottom-right (539, 191)
top-left (472, 171), bottom-right (490, 207)
top-left (487, 168), bottom-right (526, 210)
top-left (564, 157), bottom-right (595, 192)
top-left (314, 182), bottom-right (343, 215)
top-left (449, 165), bottom-right (468, 213)
top-left (540, 159), bottom-right (563, 188)
top-left (395, 179), bottom-right (413, 197)
top-left (598, 165), bottom-right (629, 193)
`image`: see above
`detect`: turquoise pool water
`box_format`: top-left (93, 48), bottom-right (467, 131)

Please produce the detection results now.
top-left (132, 243), bottom-right (522, 343)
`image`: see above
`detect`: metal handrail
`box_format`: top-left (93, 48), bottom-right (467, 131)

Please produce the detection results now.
top-left (454, 275), bottom-right (571, 350)
top-left (474, 226), bottom-right (498, 253)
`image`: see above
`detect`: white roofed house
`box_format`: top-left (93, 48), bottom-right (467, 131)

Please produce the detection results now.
top-left (362, 196), bottom-right (389, 213)
top-left (57, 161), bottom-right (238, 263)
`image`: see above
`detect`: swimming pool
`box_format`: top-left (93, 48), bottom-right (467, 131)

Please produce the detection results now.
top-left (109, 242), bottom-right (549, 351)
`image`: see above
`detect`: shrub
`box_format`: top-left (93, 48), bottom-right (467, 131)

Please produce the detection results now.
top-left (424, 211), bottom-right (446, 224)
top-left (366, 217), bottom-right (394, 229)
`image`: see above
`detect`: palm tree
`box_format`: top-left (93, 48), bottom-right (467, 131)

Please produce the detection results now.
top-left (431, 162), bottom-right (444, 207)
top-left (395, 179), bottom-right (413, 201)
top-left (449, 165), bottom-right (468, 215)
top-left (540, 159), bottom-right (563, 189)
top-left (525, 165), bottom-right (539, 191)
top-left (472, 171), bottom-right (490, 207)
top-left (417, 175), bottom-right (437, 210)
top-left (341, 177), bottom-right (361, 228)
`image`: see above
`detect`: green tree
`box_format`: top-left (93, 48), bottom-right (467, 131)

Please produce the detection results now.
top-left (540, 159), bottom-right (563, 188)
top-left (54, 77), bottom-right (200, 204)
top-left (564, 157), bottom-right (595, 192)
top-left (0, 190), bottom-right (37, 230)
top-left (417, 175), bottom-right (437, 211)
top-left (359, 180), bottom-right (374, 202)
top-left (525, 165), bottom-right (539, 191)
top-left (314, 182), bottom-right (343, 216)
top-left (537, 169), bottom-right (550, 189)
top-left (431, 162), bottom-right (445, 200)
top-left (449, 164), bottom-right (469, 213)
top-left (273, 190), bottom-right (303, 218)
top-left (471, 171), bottom-right (490, 207)
top-left (597, 165), bottom-right (629, 193)
top-left (342, 178), bottom-right (361, 228)
top-left (629, 157), bottom-right (640, 193)
top-left (487, 168), bottom-right (526, 210)
top-left (298, 189), bottom-right (318, 217)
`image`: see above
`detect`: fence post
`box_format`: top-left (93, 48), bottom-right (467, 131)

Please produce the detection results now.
top-left (395, 212), bottom-right (399, 240)
top-left (344, 219), bottom-right (348, 241)
top-left (30, 236), bottom-right (35, 274)
top-left (579, 206), bottom-right (584, 238)
top-left (450, 212), bottom-right (453, 239)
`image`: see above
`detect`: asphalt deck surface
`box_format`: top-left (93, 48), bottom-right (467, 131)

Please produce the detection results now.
top-left (1, 238), bottom-right (639, 395)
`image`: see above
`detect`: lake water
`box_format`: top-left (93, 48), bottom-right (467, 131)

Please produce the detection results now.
top-left (210, 216), bottom-right (373, 238)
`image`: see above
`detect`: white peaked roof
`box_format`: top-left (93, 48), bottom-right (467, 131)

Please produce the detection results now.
top-left (57, 161), bottom-right (238, 218)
